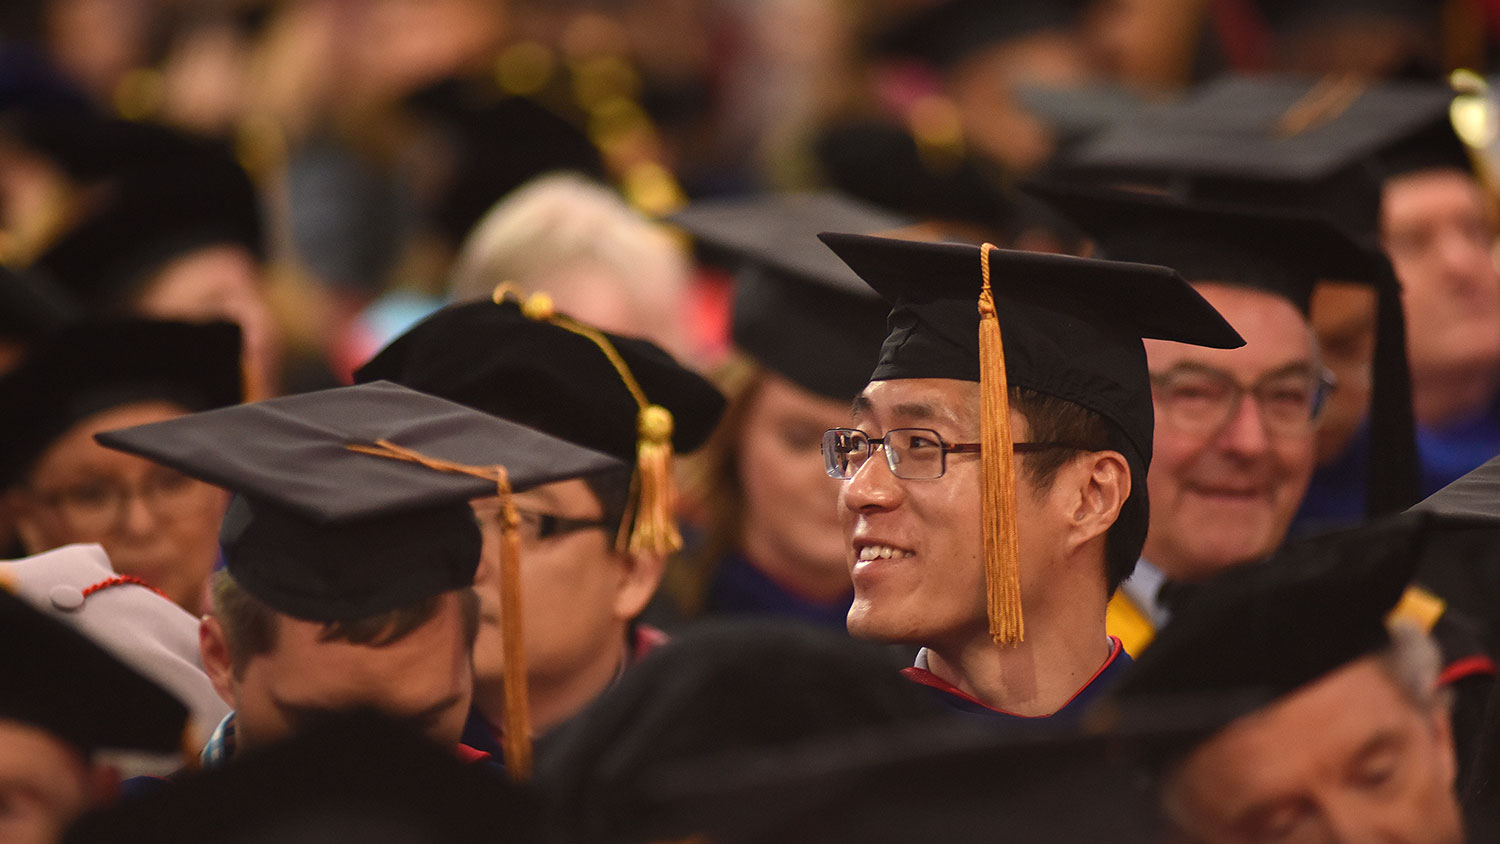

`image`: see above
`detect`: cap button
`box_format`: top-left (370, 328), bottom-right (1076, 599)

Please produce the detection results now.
top-left (49, 585), bottom-right (86, 612)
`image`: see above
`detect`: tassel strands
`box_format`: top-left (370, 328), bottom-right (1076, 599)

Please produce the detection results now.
top-left (518, 290), bottom-right (683, 556)
top-left (977, 244), bottom-right (1024, 645)
top-left (343, 439), bottom-right (534, 780)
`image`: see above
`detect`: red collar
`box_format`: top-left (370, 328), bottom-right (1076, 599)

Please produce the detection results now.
top-left (900, 636), bottom-right (1125, 718)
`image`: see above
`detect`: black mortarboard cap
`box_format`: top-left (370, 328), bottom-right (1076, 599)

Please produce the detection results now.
top-left (0, 587), bottom-right (188, 754)
top-left (63, 710), bottom-right (542, 844)
top-left (26, 122), bottom-right (263, 311)
top-left (669, 192), bottom-right (910, 400)
top-left (95, 380), bottom-right (623, 623)
top-left (1108, 511), bottom-right (1433, 748)
top-left (541, 619), bottom-right (943, 844)
top-left (0, 319), bottom-right (243, 489)
top-left (821, 233), bottom-right (1244, 460)
top-left (1411, 453), bottom-right (1500, 524)
top-left (874, 0), bottom-right (1088, 70)
top-left (1026, 183), bottom-right (1422, 515)
top-left (821, 232), bottom-right (1244, 644)
top-left (1059, 74), bottom-right (1470, 240)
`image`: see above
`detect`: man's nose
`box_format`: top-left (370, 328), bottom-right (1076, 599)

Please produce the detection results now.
top-left (1211, 393), bottom-right (1273, 458)
top-left (841, 449), bottom-right (905, 513)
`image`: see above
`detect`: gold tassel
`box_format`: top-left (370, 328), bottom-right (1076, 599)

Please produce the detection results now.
top-left (518, 291), bottom-right (683, 556)
top-left (494, 470), bottom-right (534, 781)
top-left (630, 404), bottom-right (681, 554)
top-left (978, 244), bottom-right (1023, 646)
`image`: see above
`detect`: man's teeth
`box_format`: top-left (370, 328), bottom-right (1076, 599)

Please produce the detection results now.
top-left (858, 545), bottom-right (914, 561)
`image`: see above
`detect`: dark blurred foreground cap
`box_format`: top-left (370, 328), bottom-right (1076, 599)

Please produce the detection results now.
top-left (0, 319), bottom-right (243, 489)
top-left (541, 619), bottom-right (944, 843)
top-left (64, 710), bottom-right (543, 844)
top-left (95, 380), bottom-right (623, 622)
top-left (628, 719), bottom-right (1164, 844)
top-left (1025, 182), bottom-right (1421, 515)
top-left (669, 191), bottom-right (909, 399)
top-left (0, 586), bottom-right (187, 755)
top-left (1108, 511), bottom-right (1435, 756)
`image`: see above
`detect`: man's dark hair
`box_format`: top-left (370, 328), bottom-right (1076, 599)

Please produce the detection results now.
top-left (211, 571), bottom-right (480, 677)
top-left (1010, 387), bottom-right (1145, 594)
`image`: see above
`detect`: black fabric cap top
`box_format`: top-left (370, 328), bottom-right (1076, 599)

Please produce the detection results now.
top-left (96, 381), bottom-right (624, 621)
top-left (1109, 511), bottom-right (1433, 742)
top-left (874, 0), bottom-right (1088, 70)
top-left (0, 319), bottom-right (243, 489)
top-left (26, 121), bottom-right (263, 312)
top-left (63, 710), bottom-right (542, 844)
top-left (354, 299), bottom-right (725, 462)
top-left (0, 586), bottom-right (187, 754)
top-left (1024, 182), bottom-right (1389, 312)
top-left (1058, 74), bottom-right (1469, 240)
top-left (670, 192), bottom-right (910, 400)
top-left (817, 232), bottom-right (1244, 465)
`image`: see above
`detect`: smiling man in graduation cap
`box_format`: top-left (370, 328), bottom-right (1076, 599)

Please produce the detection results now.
top-left (96, 382), bottom-right (622, 776)
top-left (818, 233), bottom-right (1242, 719)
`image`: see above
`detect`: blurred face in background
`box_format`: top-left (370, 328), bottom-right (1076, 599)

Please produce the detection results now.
top-left (1382, 168), bottom-right (1500, 425)
top-left (9, 401), bottom-right (229, 613)
top-left (1143, 284), bottom-right (1319, 582)
top-left (735, 372), bottom-right (855, 603)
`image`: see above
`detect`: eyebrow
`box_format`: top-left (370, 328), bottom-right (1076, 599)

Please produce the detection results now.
top-left (271, 692), bottom-right (465, 725)
top-left (1155, 359), bottom-right (1318, 381)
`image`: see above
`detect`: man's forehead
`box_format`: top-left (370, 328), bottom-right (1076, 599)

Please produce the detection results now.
top-left (852, 379), bottom-right (979, 426)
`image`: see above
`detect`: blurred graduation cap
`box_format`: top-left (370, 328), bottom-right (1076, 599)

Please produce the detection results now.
top-left (0, 319), bottom-right (243, 489)
top-left (1026, 182), bottom-right (1420, 515)
top-left (873, 0), bottom-right (1089, 70)
top-left (1106, 510), bottom-right (1435, 760)
top-left (621, 718), bottom-right (1165, 844)
top-left (819, 232), bottom-right (1243, 644)
top-left (814, 119), bottom-right (1017, 240)
top-left (0, 263), bottom-right (76, 343)
top-left (1057, 74), bottom-right (1470, 241)
top-left (403, 77), bottom-right (608, 249)
top-left (25, 122), bottom-right (263, 311)
top-left (0, 585), bottom-right (188, 756)
top-left (540, 619), bottom-right (945, 844)
top-left (668, 192), bottom-right (910, 400)
top-left (63, 710), bottom-right (543, 844)
top-left (355, 294), bottom-right (725, 556)
top-left (96, 380), bottom-right (624, 778)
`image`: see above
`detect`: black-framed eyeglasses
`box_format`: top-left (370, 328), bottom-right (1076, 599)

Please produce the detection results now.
top-left (821, 427), bottom-right (1084, 480)
top-left (27, 467), bottom-right (208, 536)
top-left (1149, 364), bottom-right (1338, 439)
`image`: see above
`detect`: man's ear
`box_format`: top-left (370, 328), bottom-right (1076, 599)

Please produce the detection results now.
top-left (199, 615), bottom-right (239, 708)
top-left (1067, 450), bottom-right (1131, 549)
top-left (613, 549), bottom-right (666, 621)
